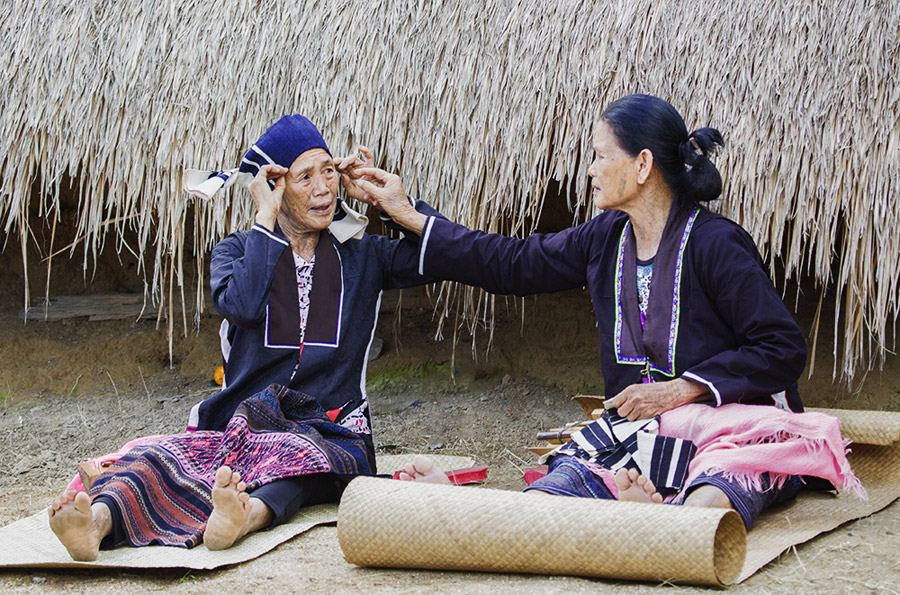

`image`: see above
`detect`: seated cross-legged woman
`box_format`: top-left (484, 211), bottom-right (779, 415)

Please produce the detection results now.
top-left (360, 94), bottom-right (861, 528)
top-left (48, 115), bottom-right (444, 559)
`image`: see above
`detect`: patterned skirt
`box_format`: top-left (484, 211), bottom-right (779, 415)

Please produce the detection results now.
top-left (89, 384), bottom-right (372, 548)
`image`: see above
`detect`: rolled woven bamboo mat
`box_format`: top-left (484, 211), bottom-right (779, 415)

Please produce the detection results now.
top-left (337, 477), bottom-right (747, 586)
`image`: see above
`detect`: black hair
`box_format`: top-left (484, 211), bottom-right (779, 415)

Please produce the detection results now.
top-left (600, 94), bottom-right (725, 204)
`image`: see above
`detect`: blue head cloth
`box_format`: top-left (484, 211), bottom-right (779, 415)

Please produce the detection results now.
top-left (182, 114), bottom-right (368, 241)
top-left (241, 115), bottom-right (331, 174)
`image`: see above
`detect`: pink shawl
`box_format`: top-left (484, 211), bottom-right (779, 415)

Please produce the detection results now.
top-left (658, 403), bottom-right (866, 498)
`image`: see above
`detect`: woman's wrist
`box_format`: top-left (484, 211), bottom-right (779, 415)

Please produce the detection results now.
top-left (676, 377), bottom-right (710, 405)
top-left (394, 208), bottom-right (428, 235)
top-left (255, 211), bottom-right (277, 231)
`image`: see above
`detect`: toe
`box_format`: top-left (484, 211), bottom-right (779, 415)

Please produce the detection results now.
top-left (214, 466), bottom-right (233, 487)
top-left (398, 472), bottom-right (412, 481)
top-left (412, 455), bottom-right (434, 474)
top-left (651, 493), bottom-right (664, 504)
top-left (403, 463), bottom-right (417, 477)
top-left (73, 491), bottom-right (92, 512)
top-left (614, 468), bottom-right (632, 490)
top-left (231, 471), bottom-right (242, 485)
top-left (236, 481), bottom-right (246, 492)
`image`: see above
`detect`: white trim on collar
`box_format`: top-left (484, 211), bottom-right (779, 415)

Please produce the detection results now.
top-left (251, 223), bottom-right (289, 246)
top-left (303, 241), bottom-right (343, 349)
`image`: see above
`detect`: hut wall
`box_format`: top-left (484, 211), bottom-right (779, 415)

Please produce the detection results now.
top-left (1, 0), bottom-right (897, 380)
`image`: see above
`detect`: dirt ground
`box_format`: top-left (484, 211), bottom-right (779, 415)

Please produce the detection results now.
top-left (0, 244), bottom-right (899, 593)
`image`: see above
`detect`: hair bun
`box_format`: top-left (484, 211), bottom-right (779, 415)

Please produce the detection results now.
top-left (681, 127), bottom-right (724, 164)
top-left (678, 127), bottom-right (725, 202)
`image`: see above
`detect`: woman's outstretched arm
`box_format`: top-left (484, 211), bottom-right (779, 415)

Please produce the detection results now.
top-left (356, 167), bottom-right (595, 296)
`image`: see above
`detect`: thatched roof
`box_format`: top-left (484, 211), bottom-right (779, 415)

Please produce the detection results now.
top-left (1, 0), bottom-right (898, 380)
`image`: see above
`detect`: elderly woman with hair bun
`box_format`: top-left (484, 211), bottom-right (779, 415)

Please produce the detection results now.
top-left (358, 94), bottom-right (862, 528)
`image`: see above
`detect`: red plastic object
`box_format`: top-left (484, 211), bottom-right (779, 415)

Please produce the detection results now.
top-left (523, 465), bottom-right (549, 486)
top-left (445, 465), bottom-right (489, 485)
top-left (391, 465), bottom-right (489, 485)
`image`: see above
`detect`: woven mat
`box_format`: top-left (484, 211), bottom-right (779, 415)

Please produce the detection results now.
top-left (0, 454), bottom-right (473, 569)
top-left (339, 477), bottom-right (747, 586)
top-left (338, 409), bottom-right (900, 587)
top-left (738, 408), bottom-right (900, 582)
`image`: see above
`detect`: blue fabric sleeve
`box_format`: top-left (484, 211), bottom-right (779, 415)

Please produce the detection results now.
top-left (420, 217), bottom-right (593, 295)
top-left (681, 222), bottom-right (807, 405)
top-left (210, 224), bottom-right (288, 328)
top-left (371, 199), bottom-right (447, 289)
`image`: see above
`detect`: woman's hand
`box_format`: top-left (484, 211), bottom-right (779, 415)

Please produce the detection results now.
top-left (355, 167), bottom-right (427, 235)
top-left (335, 146), bottom-right (376, 205)
top-left (249, 164), bottom-right (288, 231)
top-left (605, 378), bottom-right (709, 421)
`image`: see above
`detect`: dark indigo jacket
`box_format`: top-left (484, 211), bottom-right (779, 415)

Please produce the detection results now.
top-left (417, 207), bottom-right (807, 412)
top-left (194, 200), bottom-right (442, 438)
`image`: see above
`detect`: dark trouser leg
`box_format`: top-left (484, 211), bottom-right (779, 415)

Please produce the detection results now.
top-left (521, 455), bottom-right (616, 499)
top-left (91, 494), bottom-right (128, 550)
top-left (678, 472), bottom-right (803, 529)
top-left (249, 473), bottom-right (345, 528)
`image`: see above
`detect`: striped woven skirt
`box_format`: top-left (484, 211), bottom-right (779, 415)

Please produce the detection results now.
top-left (89, 384), bottom-right (372, 548)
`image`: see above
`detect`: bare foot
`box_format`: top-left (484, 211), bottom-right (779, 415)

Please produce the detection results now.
top-left (204, 466), bottom-right (252, 550)
top-left (48, 490), bottom-right (110, 561)
top-left (397, 455), bottom-right (451, 485)
top-left (615, 468), bottom-right (664, 504)
top-left (683, 484), bottom-right (735, 511)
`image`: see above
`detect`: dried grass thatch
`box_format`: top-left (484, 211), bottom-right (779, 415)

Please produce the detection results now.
top-left (1, 0), bottom-right (898, 381)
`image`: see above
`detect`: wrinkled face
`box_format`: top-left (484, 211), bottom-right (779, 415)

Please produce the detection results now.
top-left (279, 148), bottom-right (338, 232)
top-left (587, 121), bottom-right (639, 212)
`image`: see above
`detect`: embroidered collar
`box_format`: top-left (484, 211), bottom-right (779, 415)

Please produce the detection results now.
top-left (614, 204), bottom-right (699, 376)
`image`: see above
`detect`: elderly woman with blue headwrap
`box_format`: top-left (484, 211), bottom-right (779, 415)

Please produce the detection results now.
top-left (46, 116), bottom-right (441, 560)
